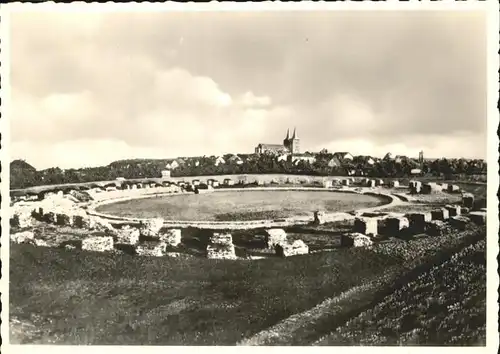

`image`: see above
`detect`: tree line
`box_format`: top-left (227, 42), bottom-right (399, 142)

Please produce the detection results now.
top-left (10, 154), bottom-right (487, 190)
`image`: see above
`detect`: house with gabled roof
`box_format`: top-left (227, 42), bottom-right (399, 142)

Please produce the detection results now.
top-left (214, 156), bottom-right (226, 166)
top-left (327, 156), bottom-right (342, 168)
top-left (227, 154), bottom-right (244, 165)
top-left (394, 155), bottom-right (408, 164)
top-left (292, 153), bottom-right (316, 165)
top-left (332, 152), bottom-right (354, 163)
top-left (353, 155), bottom-right (375, 166)
top-left (165, 158), bottom-right (185, 170)
top-left (384, 152), bottom-right (393, 160)
top-left (276, 153), bottom-right (290, 163)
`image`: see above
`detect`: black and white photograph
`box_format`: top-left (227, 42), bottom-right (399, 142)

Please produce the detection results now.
top-left (1, 1), bottom-right (498, 350)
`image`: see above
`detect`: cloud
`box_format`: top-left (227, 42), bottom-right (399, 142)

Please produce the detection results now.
top-left (9, 10), bottom-right (487, 169)
top-left (240, 92), bottom-right (272, 108)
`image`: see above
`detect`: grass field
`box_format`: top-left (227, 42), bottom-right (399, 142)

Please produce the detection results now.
top-left (10, 242), bottom-right (400, 345)
top-left (10, 222), bottom-right (486, 345)
top-left (95, 190), bottom-right (384, 221)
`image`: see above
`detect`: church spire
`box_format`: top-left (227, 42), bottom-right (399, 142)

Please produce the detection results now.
top-left (292, 127), bottom-right (297, 139)
top-left (285, 128), bottom-right (290, 140)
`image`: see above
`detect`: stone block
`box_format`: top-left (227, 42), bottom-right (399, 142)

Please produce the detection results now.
top-left (314, 211), bottom-right (326, 225)
top-left (425, 220), bottom-right (448, 236)
top-left (431, 208), bottom-right (449, 221)
top-left (81, 216), bottom-right (97, 230)
top-left (421, 183), bottom-right (432, 194)
top-left (140, 218), bottom-right (164, 237)
top-left (407, 212), bottom-right (432, 232)
top-left (265, 228), bottom-right (287, 249)
top-left (449, 216), bottom-right (470, 231)
top-left (11, 231), bottom-right (35, 244)
top-left (136, 241), bottom-right (166, 257)
top-left (43, 211), bottom-right (57, 224)
top-left (210, 232), bottom-right (233, 245)
top-left (34, 239), bottom-right (50, 247)
top-left (353, 217), bottom-right (378, 237)
top-left (445, 205), bottom-right (461, 217)
top-left (390, 180), bottom-right (400, 188)
top-left (323, 180), bottom-right (333, 188)
top-left (468, 211), bottom-right (487, 225)
top-left (409, 181), bottom-right (422, 189)
top-left (462, 193), bottom-right (475, 209)
top-left (447, 184), bottom-right (460, 193)
top-left (275, 240), bottom-right (309, 257)
top-left (72, 215), bottom-right (85, 228)
top-left (56, 213), bottom-right (72, 226)
top-left (160, 229), bottom-right (182, 246)
top-left (207, 243), bottom-right (236, 260)
top-left (116, 226), bottom-right (140, 245)
top-left (93, 218), bottom-right (116, 234)
top-left (82, 236), bottom-right (114, 253)
top-left (385, 217), bottom-right (410, 233)
top-left (341, 233), bottom-right (373, 248)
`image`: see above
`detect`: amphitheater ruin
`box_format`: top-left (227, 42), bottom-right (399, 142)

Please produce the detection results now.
top-left (10, 175), bottom-right (487, 260)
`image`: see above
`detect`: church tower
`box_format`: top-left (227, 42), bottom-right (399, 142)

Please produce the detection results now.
top-left (283, 128), bottom-right (290, 148)
top-left (290, 127), bottom-right (300, 154)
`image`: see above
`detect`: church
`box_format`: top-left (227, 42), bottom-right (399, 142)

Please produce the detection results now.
top-left (254, 128), bottom-right (300, 155)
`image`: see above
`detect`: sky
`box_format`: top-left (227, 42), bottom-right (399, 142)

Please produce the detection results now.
top-left (9, 10), bottom-right (487, 170)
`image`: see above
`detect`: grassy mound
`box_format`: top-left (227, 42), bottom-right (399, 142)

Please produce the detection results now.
top-left (315, 238), bottom-right (486, 346)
